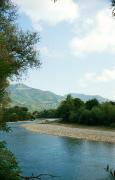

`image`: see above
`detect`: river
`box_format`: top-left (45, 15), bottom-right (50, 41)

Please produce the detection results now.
top-left (0, 122), bottom-right (115, 180)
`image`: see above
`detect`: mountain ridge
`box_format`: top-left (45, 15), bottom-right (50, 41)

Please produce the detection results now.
top-left (8, 83), bottom-right (108, 111)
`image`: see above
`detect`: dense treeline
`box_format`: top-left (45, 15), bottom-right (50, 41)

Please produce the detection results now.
top-left (3, 106), bottom-right (57, 122)
top-left (0, 0), bottom-right (115, 179)
top-left (33, 109), bottom-right (58, 119)
top-left (57, 95), bottom-right (115, 127)
top-left (3, 106), bottom-right (35, 122)
top-left (36, 95), bottom-right (115, 127)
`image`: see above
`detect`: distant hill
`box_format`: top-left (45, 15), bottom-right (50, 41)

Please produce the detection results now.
top-left (8, 84), bottom-right (108, 111)
top-left (8, 84), bottom-right (63, 111)
top-left (70, 93), bottom-right (107, 102)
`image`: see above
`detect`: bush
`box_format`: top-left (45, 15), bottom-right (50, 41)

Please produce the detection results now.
top-left (0, 141), bottom-right (20, 180)
top-left (56, 97), bottom-right (115, 126)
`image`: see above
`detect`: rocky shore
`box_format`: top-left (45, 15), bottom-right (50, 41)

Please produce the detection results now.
top-left (20, 123), bottom-right (115, 143)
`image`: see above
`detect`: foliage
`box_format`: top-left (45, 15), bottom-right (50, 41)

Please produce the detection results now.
top-left (37, 95), bottom-right (115, 127)
top-left (8, 84), bottom-right (108, 112)
top-left (39, 95), bottom-right (115, 127)
top-left (0, 0), bottom-right (40, 79)
top-left (0, 0), bottom-right (40, 129)
top-left (0, 141), bottom-right (20, 180)
top-left (0, 1), bottom-right (115, 179)
top-left (33, 109), bottom-right (58, 119)
top-left (85, 99), bottom-right (99, 110)
top-left (3, 106), bottom-right (35, 122)
top-left (0, 0), bottom-right (40, 179)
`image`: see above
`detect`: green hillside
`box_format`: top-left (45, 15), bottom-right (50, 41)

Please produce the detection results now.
top-left (8, 84), bottom-right (108, 111)
top-left (8, 84), bottom-right (63, 111)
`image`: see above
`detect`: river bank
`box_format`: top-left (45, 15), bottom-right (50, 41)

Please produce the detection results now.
top-left (20, 122), bottom-right (115, 143)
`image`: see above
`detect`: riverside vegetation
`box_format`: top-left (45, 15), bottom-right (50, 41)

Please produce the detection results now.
top-left (1, 96), bottom-right (115, 179)
top-left (2, 95), bottom-right (115, 128)
top-left (0, 0), bottom-right (40, 178)
top-left (1, 0), bottom-right (115, 179)
top-left (35, 95), bottom-right (115, 128)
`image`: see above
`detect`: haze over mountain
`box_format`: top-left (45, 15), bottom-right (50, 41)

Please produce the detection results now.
top-left (8, 84), bottom-right (108, 111)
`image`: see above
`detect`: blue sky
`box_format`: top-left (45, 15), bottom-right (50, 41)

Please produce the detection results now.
top-left (12, 0), bottom-right (115, 99)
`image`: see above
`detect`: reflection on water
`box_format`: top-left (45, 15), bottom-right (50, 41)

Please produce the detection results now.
top-left (0, 122), bottom-right (115, 180)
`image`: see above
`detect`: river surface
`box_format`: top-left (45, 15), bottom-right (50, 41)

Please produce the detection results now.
top-left (0, 122), bottom-right (115, 180)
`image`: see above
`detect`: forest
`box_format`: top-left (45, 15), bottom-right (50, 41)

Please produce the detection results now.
top-left (35, 95), bottom-right (115, 127)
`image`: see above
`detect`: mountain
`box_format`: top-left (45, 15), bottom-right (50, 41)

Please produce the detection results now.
top-left (8, 84), bottom-right (108, 111)
top-left (70, 93), bottom-right (107, 102)
top-left (8, 84), bottom-right (63, 111)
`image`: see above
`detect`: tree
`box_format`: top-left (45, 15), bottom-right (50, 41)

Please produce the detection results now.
top-left (79, 109), bottom-right (92, 125)
top-left (73, 98), bottom-right (84, 109)
top-left (0, 0), bottom-right (40, 179)
top-left (0, 0), bottom-right (40, 128)
top-left (85, 99), bottom-right (99, 110)
top-left (57, 95), bottom-right (75, 121)
top-left (3, 106), bottom-right (35, 122)
top-left (0, 141), bottom-right (20, 180)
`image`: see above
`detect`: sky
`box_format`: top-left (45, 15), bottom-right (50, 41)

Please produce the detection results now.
top-left (11, 0), bottom-right (115, 100)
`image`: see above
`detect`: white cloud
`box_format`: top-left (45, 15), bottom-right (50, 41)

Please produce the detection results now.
top-left (13, 0), bottom-right (79, 29)
top-left (40, 46), bottom-right (64, 59)
top-left (79, 67), bottom-right (115, 87)
top-left (96, 68), bottom-right (115, 82)
top-left (79, 72), bottom-right (96, 87)
top-left (70, 8), bottom-right (115, 56)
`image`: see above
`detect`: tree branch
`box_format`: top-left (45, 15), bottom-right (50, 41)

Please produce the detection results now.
top-left (19, 173), bottom-right (58, 180)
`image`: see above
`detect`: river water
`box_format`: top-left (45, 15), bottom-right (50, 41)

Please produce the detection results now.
top-left (0, 122), bottom-right (115, 180)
